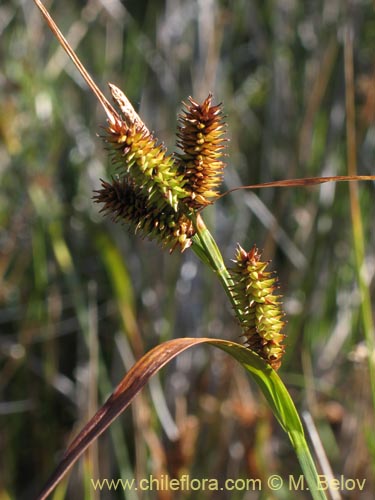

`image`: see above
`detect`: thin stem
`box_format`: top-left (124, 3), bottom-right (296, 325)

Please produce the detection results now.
top-left (217, 175), bottom-right (375, 200)
top-left (33, 0), bottom-right (119, 124)
top-left (344, 25), bottom-right (375, 415)
top-left (191, 213), bottom-right (242, 322)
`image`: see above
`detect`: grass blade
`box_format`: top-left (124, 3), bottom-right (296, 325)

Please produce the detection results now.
top-left (36, 338), bottom-right (325, 500)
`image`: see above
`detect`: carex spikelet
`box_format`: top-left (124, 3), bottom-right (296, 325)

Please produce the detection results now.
top-left (104, 117), bottom-right (188, 213)
top-left (176, 94), bottom-right (226, 210)
top-left (93, 177), bottom-right (194, 252)
top-left (230, 245), bottom-right (286, 370)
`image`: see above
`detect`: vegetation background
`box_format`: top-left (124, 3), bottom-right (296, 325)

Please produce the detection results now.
top-left (1, 0), bottom-right (374, 498)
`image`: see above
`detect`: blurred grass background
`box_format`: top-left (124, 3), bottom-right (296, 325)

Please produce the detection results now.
top-left (1, 0), bottom-right (375, 498)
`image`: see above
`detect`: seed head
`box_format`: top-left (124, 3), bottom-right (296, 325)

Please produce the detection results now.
top-left (176, 94), bottom-right (226, 209)
top-left (93, 177), bottom-right (194, 252)
top-left (230, 245), bottom-right (286, 370)
top-left (104, 118), bottom-right (188, 212)
top-left (95, 93), bottom-right (227, 251)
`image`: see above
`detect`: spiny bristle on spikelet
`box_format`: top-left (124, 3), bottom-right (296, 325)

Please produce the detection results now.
top-left (176, 94), bottom-right (227, 210)
top-left (230, 244), bottom-right (286, 370)
top-left (93, 177), bottom-right (194, 252)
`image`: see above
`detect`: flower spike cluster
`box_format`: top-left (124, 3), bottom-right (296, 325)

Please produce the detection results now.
top-left (176, 94), bottom-right (227, 209)
top-left (95, 93), bottom-right (227, 251)
top-left (230, 245), bottom-right (286, 370)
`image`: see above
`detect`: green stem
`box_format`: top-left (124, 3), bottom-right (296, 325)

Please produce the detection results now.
top-left (191, 213), bottom-right (240, 321)
top-left (191, 216), bottom-right (326, 499)
top-left (344, 29), bottom-right (375, 416)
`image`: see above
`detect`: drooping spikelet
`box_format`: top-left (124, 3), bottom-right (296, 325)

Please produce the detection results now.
top-left (176, 94), bottom-right (226, 209)
top-left (230, 245), bottom-right (286, 370)
top-left (104, 118), bottom-right (188, 212)
top-left (93, 177), bottom-right (194, 252)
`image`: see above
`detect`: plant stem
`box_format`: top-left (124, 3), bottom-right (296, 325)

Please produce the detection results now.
top-left (344, 26), bottom-right (375, 416)
top-left (191, 213), bottom-right (241, 321)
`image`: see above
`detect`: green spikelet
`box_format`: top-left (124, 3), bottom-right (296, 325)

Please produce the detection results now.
top-left (93, 177), bottom-right (194, 252)
top-left (176, 94), bottom-right (226, 209)
top-left (230, 245), bottom-right (286, 370)
top-left (104, 118), bottom-right (188, 212)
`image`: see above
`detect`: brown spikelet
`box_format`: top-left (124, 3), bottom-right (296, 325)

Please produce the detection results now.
top-left (176, 94), bottom-right (226, 209)
top-left (230, 245), bottom-right (286, 370)
top-left (93, 177), bottom-right (194, 252)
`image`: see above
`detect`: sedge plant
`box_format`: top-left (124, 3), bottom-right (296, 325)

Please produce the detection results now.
top-left (32, 1), bottom-right (375, 499)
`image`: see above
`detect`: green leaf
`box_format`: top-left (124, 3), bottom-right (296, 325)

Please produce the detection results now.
top-left (211, 340), bottom-right (326, 500)
top-left (36, 338), bottom-right (325, 500)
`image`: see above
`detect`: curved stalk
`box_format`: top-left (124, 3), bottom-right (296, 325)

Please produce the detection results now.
top-left (191, 213), bottom-right (241, 322)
